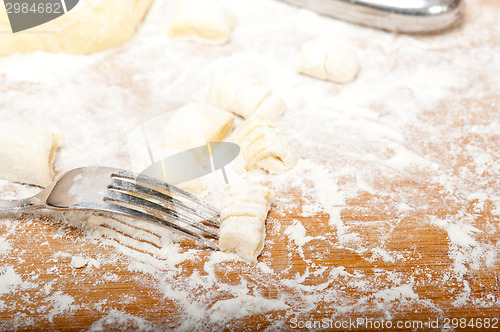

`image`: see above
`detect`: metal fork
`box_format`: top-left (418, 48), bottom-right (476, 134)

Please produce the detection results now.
top-left (0, 167), bottom-right (220, 250)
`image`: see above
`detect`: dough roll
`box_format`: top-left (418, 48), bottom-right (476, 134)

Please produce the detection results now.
top-left (219, 183), bottom-right (272, 263)
top-left (0, 123), bottom-right (60, 187)
top-left (0, 0), bottom-right (153, 56)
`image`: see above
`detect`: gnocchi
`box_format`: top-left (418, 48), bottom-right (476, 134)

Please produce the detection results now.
top-left (168, 0), bottom-right (237, 45)
top-left (230, 118), bottom-right (297, 174)
top-left (161, 102), bottom-right (235, 150)
top-left (296, 36), bottom-right (359, 84)
top-left (219, 182), bottom-right (272, 263)
top-left (0, 123), bottom-right (60, 187)
top-left (131, 146), bottom-right (208, 194)
top-left (209, 71), bottom-right (286, 120)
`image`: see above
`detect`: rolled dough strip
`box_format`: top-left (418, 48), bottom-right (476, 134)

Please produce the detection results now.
top-left (0, 123), bottom-right (60, 187)
top-left (0, 0), bottom-right (153, 56)
top-left (219, 183), bottom-right (272, 263)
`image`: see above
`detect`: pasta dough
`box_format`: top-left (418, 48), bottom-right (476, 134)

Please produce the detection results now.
top-left (168, 0), bottom-right (237, 45)
top-left (0, 0), bottom-right (153, 56)
top-left (219, 183), bottom-right (272, 263)
top-left (161, 102), bottom-right (235, 150)
top-left (131, 147), bottom-right (208, 194)
top-left (296, 36), bottom-right (359, 84)
top-left (209, 71), bottom-right (286, 120)
top-left (230, 118), bottom-right (297, 174)
top-left (129, 102), bottom-right (234, 193)
top-left (0, 123), bottom-right (60, 187)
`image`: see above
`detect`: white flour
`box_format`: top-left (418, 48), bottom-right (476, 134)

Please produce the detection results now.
top-left (1, 0), bottom-right (500, 330)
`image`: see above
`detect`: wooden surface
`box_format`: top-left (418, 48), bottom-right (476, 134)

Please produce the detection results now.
top-left (1, 0), bottom-right (500, 331)
top-left (1, 177), bottom-right (499, 330)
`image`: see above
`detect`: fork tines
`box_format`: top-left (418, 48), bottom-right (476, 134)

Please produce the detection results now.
top-left (103, 170), bottom-right (220, 251)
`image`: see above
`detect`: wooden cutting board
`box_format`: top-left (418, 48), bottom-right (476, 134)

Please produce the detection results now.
top-left (1, 175), bottom-right (499, 330)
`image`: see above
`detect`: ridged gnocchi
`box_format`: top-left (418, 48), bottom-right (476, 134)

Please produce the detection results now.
top-left (219, 183), bottom-right (272, 263)
top-left (209, 71), bottom-right (286, 120)
top-left (230, 118), bottom-right (297, 174)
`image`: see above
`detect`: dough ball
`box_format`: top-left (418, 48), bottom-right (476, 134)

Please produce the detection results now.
top-left (296, 36), bottom-right (359, 84)
top-left (0, 0), bottom-right (153, 56)
top-left (168, 0), bottom-right (237, 45)
top-left (209, 71), bottom-right (286, 120)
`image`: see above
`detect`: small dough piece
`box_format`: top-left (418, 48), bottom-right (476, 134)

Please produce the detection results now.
top-left (231, 118), bottom-right (297, 174)
top-left (219, 183), bottom-right (272, 263)
top-left (0, 0), bottom-right (153, 56)
top-left (296, 36), bottom-right (359, 84)
top-left (168, 0), bottom-right (237, 45)
top-left (209, 71), bottom-right (286, 120)
top-left (70, 256), bottom-right (90, 269)
top-left (161, 102), bottom-right (235, 150)
top-left (0, 123), bottom-right (60, 187)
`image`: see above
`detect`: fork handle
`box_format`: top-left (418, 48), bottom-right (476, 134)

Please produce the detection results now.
top-left (0, 197), bottom-right (40, 211)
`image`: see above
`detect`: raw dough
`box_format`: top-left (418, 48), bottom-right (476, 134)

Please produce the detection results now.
top-left (209, 71), bottom-right (286, 120)
top-left (168, 0), bottom-right (237, 45)
top-left (131, 147), bottom-right (208, 194)
top-left (0, 123), bottom-right (60, 187)
top-left (0, 0), bottom-right (153, 56)
top-left (296, 36), bottom-right (359, 83)
top-left (230, 118), bottom-right (297, 174)
top-left (219, 183), bottom-right (272, 263)
top-left (161, 102), bottom-right (235, 150)
top-left (132, 100), bottom-right (235, 195)
top-left (70, 255), bottom-right (90, 269)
